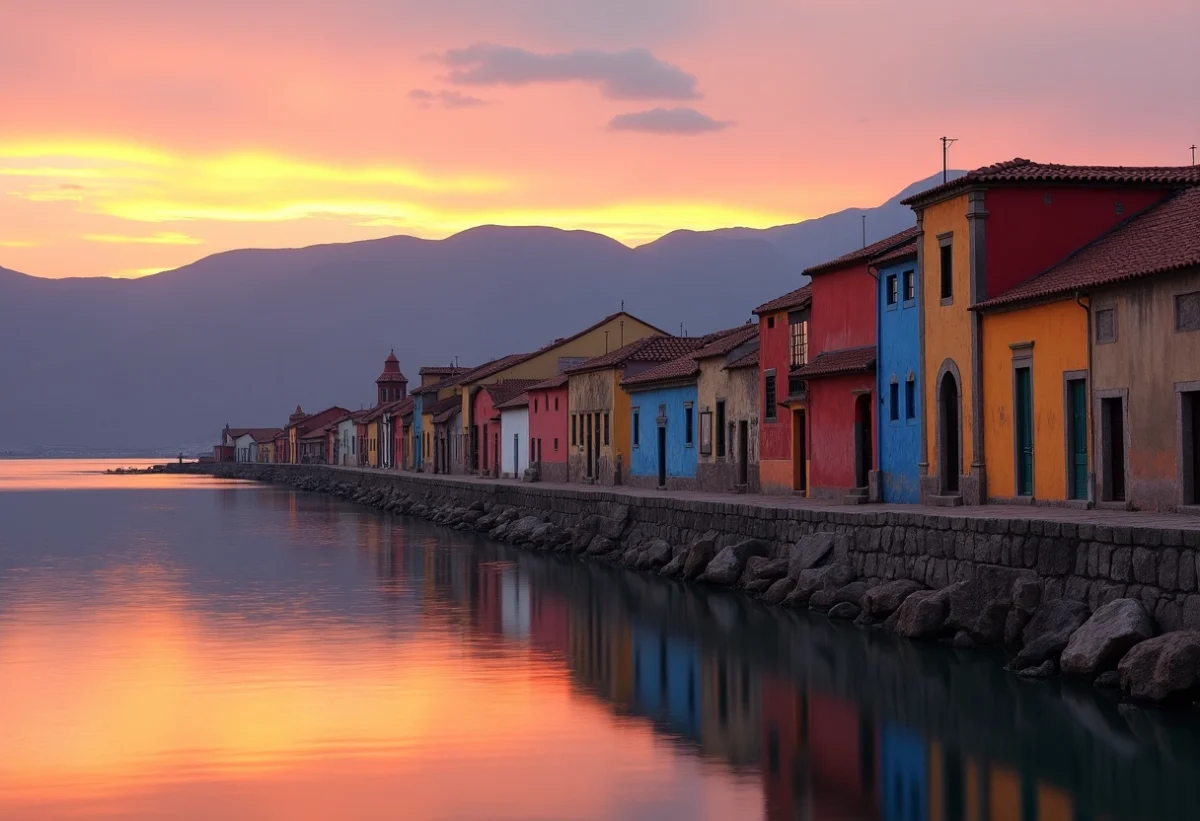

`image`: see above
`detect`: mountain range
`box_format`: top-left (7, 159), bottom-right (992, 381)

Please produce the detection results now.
top-left (0, 171), bottom-right (962, 452)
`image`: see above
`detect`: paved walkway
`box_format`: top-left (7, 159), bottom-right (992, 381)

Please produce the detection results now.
top-left (306, 464), bottom-right (1200, 532)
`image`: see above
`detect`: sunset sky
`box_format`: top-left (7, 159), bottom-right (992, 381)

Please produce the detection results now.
top-left (3, 0), bottom-right (1197, 279)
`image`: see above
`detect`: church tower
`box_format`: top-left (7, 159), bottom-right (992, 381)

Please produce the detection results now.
top-left (376, 351), bottom-right (408, 406)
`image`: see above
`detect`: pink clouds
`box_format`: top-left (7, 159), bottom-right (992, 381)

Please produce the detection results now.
top-left (1, 0), bottom-right (1197, 278)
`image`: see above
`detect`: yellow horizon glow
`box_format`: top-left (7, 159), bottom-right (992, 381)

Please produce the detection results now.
top-left (0, 137), bottom-right (804, 277)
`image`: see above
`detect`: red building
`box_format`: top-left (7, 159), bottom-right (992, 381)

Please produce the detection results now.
top-left (471, 379), bottom-right (541, 477)
top-left (796, 229), bottom-right (916, 501)
top-left (760, 675), bottom-right (804, 821)
top-left (806, 693), bottom-right (880, 820)
top-left (528, 374), bottom-right (569, 484)
top-left (753, 285), bottom-right (811, 494)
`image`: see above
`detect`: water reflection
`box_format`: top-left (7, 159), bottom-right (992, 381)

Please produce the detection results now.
top-left (2, 462), bottom-right (1200, 820)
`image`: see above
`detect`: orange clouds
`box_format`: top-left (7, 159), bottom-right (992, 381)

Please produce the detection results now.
top-left (2, 0), bottom-right (1196, 278)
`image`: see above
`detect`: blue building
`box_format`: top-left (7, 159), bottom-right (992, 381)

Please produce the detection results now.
top-left (411, 392), bottom-right (425, 469)
top-left (880, 722), bottom-right (927, 821)
top-left (622, 359), bottom-right (699, 489)
top-left (875, 240), bottom-right (921, 502)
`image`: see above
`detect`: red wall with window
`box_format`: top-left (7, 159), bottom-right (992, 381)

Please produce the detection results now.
top-left (809, 264), bottom-right (876, 356)
top-left (758, 309), bottom-right (792, 464)
top-left (983, 186), bottom-right (1170, 299)
top-left (807, 372), bottom-right (875, 492)
top-left (529, 386), bottom-right (569, 464)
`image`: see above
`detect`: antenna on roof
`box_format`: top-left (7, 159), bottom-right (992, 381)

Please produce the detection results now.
top-left (1192, 144), bottom-right (1197, 166)
top-left (604, 330), bottom-right (610, 354)
top-left (861, 214), bottom-right (866, 248)
top-left (621, 299), bottom-right (625, 311)
top-left (941, 136), bottom-right (958, 183)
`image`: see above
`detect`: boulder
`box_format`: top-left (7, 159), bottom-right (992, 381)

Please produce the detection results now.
top-left (886, 588), bottom-right (951, 639)
top-left (744, 578), bottom-right (776, 594)
top-left (682, 539), bottom-right (717, 580)
top-left (699, 539), bottom-right (770, 586)
top-left (585, 536), bottom-right (618, 556)
top-left (828, 602), bottom-right (861, 620)
top-left (740, 556), bottom-right (789, 587)
top-left (1012, 599), bottom-right (1090, 670)
top-left (659, 552), bottom-right (688, 578)
top-left (640, 540), bottom-right (674, 571)
top-left (834, 581), bottom-right (869, 607)
top-left (1118, 631), bottom-right (1200, 702)
top-left (507, 515), bottom-right (542, 543)
top-left (971, 599), bottom-right (1012, 646)
top-left (788, 532), bottom-right (836, 578)
top-left (861, 580), bottom-right (924, 622)
top-left (764, 577), bottom-right (796, 605)
top-left (1017, 660), bottom-right (1057, 678)
top-left (1005, 607), bottom-right (1034, 649)
top-left (952, 630), bottom-right (977, 649)
top-left (1061, 598), bottom-right (1155, 678)
top-left (1094, 671), bottom-right (1121, 690)
top-left (808, 589), bottom-right (838, 612)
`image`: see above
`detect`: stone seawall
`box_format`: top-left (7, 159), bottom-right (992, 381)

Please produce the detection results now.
top-left (215, 463), bottom-right (1200, 703)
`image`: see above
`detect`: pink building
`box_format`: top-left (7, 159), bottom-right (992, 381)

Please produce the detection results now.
top-left (527, 374), bottom-right (569, 483)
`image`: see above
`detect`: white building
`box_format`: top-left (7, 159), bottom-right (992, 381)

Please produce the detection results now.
top-left (336, 414), bottom-right (359, 466)
top-left (497, 393), bottom-right (530, 479)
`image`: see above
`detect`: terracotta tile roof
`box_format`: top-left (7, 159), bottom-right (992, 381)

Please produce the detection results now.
top-left (456, 353), bottom-right (534, 385)
top-left (871, 238), bottom-right (918, 267)
top-left (621, 355), bottom-right (700, 388)
top-left (419, 365), bottom-right (470, 377)
top-left (484, 379), bottom-right (543, 407)
top-left (620, 326), bottom-right (758, 389)
top-left (804, 227), bottom-right (920, 277)
top-left (363, 396), bottom-right (414, 422)
top-left (300, 427), bottom-right (332, 441)
top-left (426, 395), bottom-right (462, 422)
top-left (495, 391), bottom-right (530, 411)
top-left (567, 334), bottom-right (711, 374)
top-left (902, 158), bottom-right (1200, 207)
top-left (249, 428), bottom-right (283, 443)
top-left (727, 350), bottom-right (759, 369)
top-left (693, 325), bottom-right (758, 359)
top-left (753, 284), bottom-right (811, 315)
top-left (791, 345), bottom-right (876, 379)
top-left (528, 373), bottom-right (569, 391)
top-left (976, 187), bottom-right (1200, 310)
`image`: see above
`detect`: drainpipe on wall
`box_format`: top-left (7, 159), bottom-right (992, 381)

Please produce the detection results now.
top-left (867, 262), bottom-right (882, 503)
top-left (1076, 291), bottom-right (1095, 506)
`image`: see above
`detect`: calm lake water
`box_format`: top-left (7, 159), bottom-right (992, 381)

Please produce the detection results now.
top-left (3, 460), bottom-right (1200, 820)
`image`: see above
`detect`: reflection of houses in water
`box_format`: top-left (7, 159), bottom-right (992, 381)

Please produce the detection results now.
top-left (530, 589), bottom-right (570, 658)
top-left (567, 597), bottom-right (633, 709)
top-left (807, 693), bottom-right (879, 820)
top-left (761, 675), bottom-right (806, 821)
top-left (631, 625), bottom-right (701, 741)
top-left (700, 649), bottom-right (761, 767)
top-left (881, 723), bottom-right (926, 821)
top-left (500, 564), bottom-right (531, 640)
top-left (474, 561), bottom-right (505, 637)
top-left (928, 746), bottom-right (1076, 821)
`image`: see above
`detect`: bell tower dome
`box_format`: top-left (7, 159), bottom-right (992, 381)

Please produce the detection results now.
top-left (376, 350), bottom-right (408, 406)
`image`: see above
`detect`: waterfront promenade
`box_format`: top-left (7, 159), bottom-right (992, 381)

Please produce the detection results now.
top-left (298, 463), bottom-right (1200, 534)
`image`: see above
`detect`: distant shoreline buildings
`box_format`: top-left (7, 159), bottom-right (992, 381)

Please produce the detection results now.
top-left (215, 158), bottom-right (1200, 513)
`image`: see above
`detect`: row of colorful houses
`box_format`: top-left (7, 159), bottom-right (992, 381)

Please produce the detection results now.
top-left (220, 157), bottom-right (1200, 512)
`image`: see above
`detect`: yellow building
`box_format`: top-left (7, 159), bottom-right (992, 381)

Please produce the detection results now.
top-left (976, 297), bottom-right (1089, 502)
top-left (456, 312), bottom-right (665, 476)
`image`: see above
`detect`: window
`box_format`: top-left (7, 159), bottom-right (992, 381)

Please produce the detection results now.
top-left (765, 372), bottom-right (777, 421)
top-left (554, 437), bottom-right (559, 452)
top-left (715, 401), bottom-right (726, 457)
top-left (905, 377), bottom-right (916, 420)
top-left (603, 413), bottom-right (609, 445)
top-left (534, 398), bottom-right (539, 413)
top-left (1176, 292), bottom-right (1200, 332)
top-left (685, 404), bottom-right (694, 446)
top-left (939, 238), bottom-right (953, 300)
top-left (571, 415), bottom-right (577, 446)
top-left (886, 274), bottom-right (898, 306)
top-left (767, 316), bottom-right (775, 329)
top-left (903, 269), bottom-right (915, 302)
top-left (889, 381), bottom-right (899, 421)
top-left (554, 396), bottom-right (559, 411)
top-left (699, 411), bottom-right (713, 455)
top-left (789, 313), bottom-right (809, 367)
top-left (1096, 307), bottom-right (1117, 343)
top-left (632, 409), bottom-right (640, 447)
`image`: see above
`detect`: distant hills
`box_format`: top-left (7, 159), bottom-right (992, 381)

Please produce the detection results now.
top-left (0, 171), bottom-right (962, 452)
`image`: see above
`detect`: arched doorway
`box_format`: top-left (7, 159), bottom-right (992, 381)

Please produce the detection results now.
top-left (939, 371), bottom-right (960, 494)
top-left (854, 394), bottom-right (872, 489)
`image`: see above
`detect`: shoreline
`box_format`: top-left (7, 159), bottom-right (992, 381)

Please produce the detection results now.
top-left (212, 462), bottom-right (1200, 706)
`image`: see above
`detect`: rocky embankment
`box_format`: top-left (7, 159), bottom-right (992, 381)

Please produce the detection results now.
top-left (226, 465), bottom-right (1200, 706)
